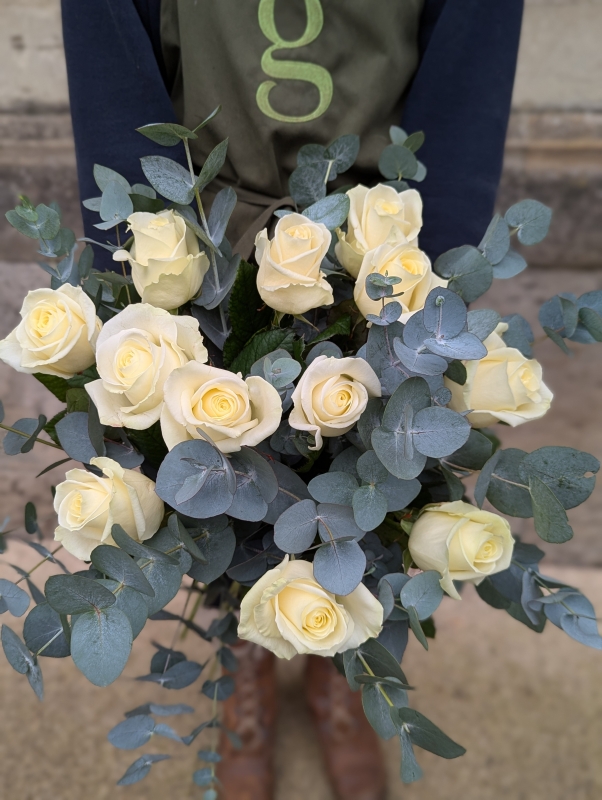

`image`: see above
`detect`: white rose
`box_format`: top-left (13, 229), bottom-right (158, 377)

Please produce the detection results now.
top-left (86, 303), bottom-right (208, 430)
top-left (54, 456), bottom-right (164, 561)
top-left (445, 322), bottom-right (553, 428)
top-left (408, 501), bottom-right (515, 600)
top-left (238, 557), bottom-right (383, 659)
top-left (289, 355), bottom-right (381, 450)
top-left (335, 184), bottom-right (423, 278)
top-left (354, 242), bottom-right (447, 324)
top-left (0, 284), bottom-right (101, 378)
top-left (114, 210), bottom-right (210, 310)
top-left (161, 361), bottom-right (282, 453)
top-left (255, 213), bottom-right (334, 315)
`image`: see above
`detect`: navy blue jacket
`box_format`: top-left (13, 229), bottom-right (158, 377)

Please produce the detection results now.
top-left (61, 0), bottom-right (524, 266)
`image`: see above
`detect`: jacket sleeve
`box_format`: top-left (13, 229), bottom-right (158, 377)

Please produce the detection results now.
top-left (61, 0), bottom-right (185, 266)
top-left (401, 0), bottom-right (524, 261)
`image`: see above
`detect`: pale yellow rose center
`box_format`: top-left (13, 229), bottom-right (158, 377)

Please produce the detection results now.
top-left (115, 340), bottom-right (153, 384)
top-left (287, 225), bottom-right (313, 240)
top-left (198, 387), bottom-right (241, 423)
top-left (518, 364), bottom-right (541, 401)
top-left (302, 603), bottom-right (337, 639)
top-left (374, 199), bottom-right (402, 217)
top-left (323, 386), bottom-right (353, 416)
top-left (388, 253), bottom-right (423, 278)
top-left (61, 484), bottom-right (110, 529)
top-left (474, 537), bottom-right (503, 565)
top-left (448, 519), bottom-right (504, 575)
top-left (148, 217), bottom-right (170, 230)
top-left (29, 304), bottom-right (65, 337)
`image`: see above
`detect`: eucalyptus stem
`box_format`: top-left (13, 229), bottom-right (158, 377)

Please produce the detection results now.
top-left (15, 545), bottom-right (64, 585)
top-left (163, 579), bottom-right (196, 673)
top-left (0, 423), bottom-right (62, 450)
top-left (357, 653), bottom-right (394, 708)
top-left (182, 139), bottom-right (228, 336)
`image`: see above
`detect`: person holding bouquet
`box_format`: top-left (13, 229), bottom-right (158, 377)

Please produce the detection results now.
top-left (60, 2), bottom-right (525, 797)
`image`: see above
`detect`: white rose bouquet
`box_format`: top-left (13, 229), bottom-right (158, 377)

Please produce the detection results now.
top-left (1, 109), bottom-right (601, 795)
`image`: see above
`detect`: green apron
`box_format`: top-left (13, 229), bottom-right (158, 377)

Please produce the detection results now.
top-left (161, 0), bottom-right (424, 249)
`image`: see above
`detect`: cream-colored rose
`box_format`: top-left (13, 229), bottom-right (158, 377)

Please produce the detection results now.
top-left (445, 322), bottom-right (553, 428)
top-left (0, 284), bottom-right (101, 378)
top-left (408, 501), bottom-right (514, 600)
top-left (354, 242), bottom-right (447, 324)
top-left (86, 303), bottom-right (208, 430)
top-left (289, 355), bottom-right (381, 450)
top-left (335, 184), bottom-right (423, 278)
top-left (161, 362), bottom-right (282, 453)
top-left (238, 557), bottom-right (383, 659)
top-left (255, 213), bottom-right (334, 315)
top-left (114, 210), bottom-right (209, 310)
top-left (53, 456), bottom-right (164, 561)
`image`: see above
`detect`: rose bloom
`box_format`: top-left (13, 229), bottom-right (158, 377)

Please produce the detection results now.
top-left (354, 242), bottom-right (447, 324)
top-left (161, 361), bottom-right (282, 453)
top-left (54, 456), bottom-right (164, 561)
top-left (238, 557), bottom-right (383, 659)
top-left (408, 501), bottom-right (515, 600)
top-left (335, 184), bottom-right (423, 278)
top-left (446, 322), bottom-right (553, 427)
top-left (289, 355), bottom-right (381, 450)
top-left (255, 213), bottom-right (334, 315)
top-left (113, 210), bottom-right (209, 310)
top-left (86, 303), bottom-right (208, 430)
top-left (0, 284), bottom-right (101, 378)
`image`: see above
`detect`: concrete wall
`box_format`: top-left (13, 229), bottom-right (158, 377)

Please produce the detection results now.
top-left (1, 0), bottom-right (601, 264)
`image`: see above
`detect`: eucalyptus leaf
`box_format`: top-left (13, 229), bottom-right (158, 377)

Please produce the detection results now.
top-left (117, 754), bottom-right (171, 786)
top-left (352, 484), bottom-right (388, 531)
top-left (196, 139), bottom-right (229, 192)
top-left (520, 447), bottom-right (599, 510)
top-left (0, 579), bottom-right (30, 617)
top-left (274, 499), bottom-right (318, 553)
top-left (308, 472), bottom-right (358, 506)
top-left (467, 309), bottom-right (501, 342)
top-left (493, 249), bottom-right (528, 279)
top-left (505, 199), bottom-right (552, 245)
top-left (141, 156), bottom-right (195, 205)
top-left (313, 538), bottom-right (366, 595)
top-left (71, 606), bottom-right (132, 686)
top-left (529, 476), bottom-right (573, 543)
top-left (289, 163), bottom-right (328, 207)
top-left (108, 715), bottom-right (155, 750)
top-left (155, 440), bottom-right (235, 518)
top-left (478, 214), bottom-right (510, 265)
top-left (303, 194), bottom-right (350, 230)
top-left (379, 145), bottom-right (418, 180)
top-left (90, 546), bottom-right (155, 597)
top-left (94, 165), bottom-right (131, 193)
top-left (45, 574), bottom-right (116, 615)
top-left (227, 448), bottom-right (279, 522)
top-left (434, 246), bottom-right (492, 303)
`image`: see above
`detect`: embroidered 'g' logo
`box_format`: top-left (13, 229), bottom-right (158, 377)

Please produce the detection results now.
top-left (256, 0), bottom-right (333, 124)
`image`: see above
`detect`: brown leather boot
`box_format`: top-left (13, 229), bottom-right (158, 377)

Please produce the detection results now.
top-left (305, 654), bottom-right (387, 800)
top-left (216, 642), bottom-right (277, 800)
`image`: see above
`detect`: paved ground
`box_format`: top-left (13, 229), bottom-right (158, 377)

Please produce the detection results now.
top-left (0, 548), bottom-right (600, 800)
top-left (0, 263), bottom-right (601, 799)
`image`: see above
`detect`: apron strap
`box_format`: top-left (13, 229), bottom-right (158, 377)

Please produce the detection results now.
top-left (233, 194), bottom-right (296, 261)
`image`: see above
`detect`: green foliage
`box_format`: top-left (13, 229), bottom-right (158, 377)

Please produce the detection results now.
top-left (222, 260), bottom-right (274, 368)
top-left (34, 373), bottom-right (70, 402)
